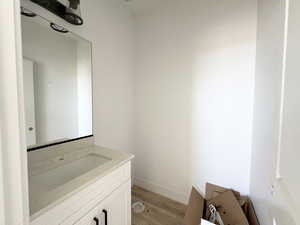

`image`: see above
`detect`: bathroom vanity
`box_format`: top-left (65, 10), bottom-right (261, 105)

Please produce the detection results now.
top-left (28, 142), bottom-right (133, 225)
top-left (19, 4), bottom-right (134, 225)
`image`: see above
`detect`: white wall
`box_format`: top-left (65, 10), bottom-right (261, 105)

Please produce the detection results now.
top-left (251, 0), bottom-right (300, 224)
top-left (21, 0), bottom-right (134, 154)
top-left (249, 0), bottom-right (292, 224)
top-left (0, 129), bottom-right (5, 225)
top-left (133, 0), bottom-right (257, 203)
top-left (22, 18), bottom-right (79, 144)
top-left (75, 0), bottom-right (134, 154)
top-left (279, 0), bottom-right (300, 220)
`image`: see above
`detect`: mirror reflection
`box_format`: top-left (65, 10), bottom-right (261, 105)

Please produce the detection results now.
top-left (21, 10), bottom-right (93, 149)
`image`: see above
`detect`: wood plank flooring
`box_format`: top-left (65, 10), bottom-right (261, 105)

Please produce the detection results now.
top-left (132, 186), bottom-right (186, 225)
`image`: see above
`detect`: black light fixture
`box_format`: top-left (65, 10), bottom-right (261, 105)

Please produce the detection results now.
top-left (64, 0), bottom-right (83, 25)
top-left (29, 0), bottom-right (84, 26)
top-left (64, 11), bottom-right (83, 25)
top-left (21, 7), bottom-right (37, 17)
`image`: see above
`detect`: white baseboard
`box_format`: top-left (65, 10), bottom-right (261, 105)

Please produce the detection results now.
top-left (133, 177), bottom-right (189, 204)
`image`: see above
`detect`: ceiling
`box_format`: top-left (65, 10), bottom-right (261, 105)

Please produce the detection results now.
top-left (124, 0), bottom-right (164, 15)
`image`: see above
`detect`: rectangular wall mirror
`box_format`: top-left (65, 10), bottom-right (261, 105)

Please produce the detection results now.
top-left (21, 8), bottom-right (93, 150)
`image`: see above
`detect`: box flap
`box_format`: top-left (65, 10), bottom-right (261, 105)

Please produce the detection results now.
top-left (184, 187), bottom-right (205, 225)
top-left (206, 191), bottom-right (249, 225)
top-left (206, 183), bottom-right (240, 200)
top-left (246, 200), bottom-right (260, 225)
top-left (240, 196), bottom-right (250, 215)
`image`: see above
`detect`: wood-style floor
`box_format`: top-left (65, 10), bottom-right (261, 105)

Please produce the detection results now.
top-left (132, 186), bottom-right (186, 225)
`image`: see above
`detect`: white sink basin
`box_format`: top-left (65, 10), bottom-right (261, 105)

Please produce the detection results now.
top-left (30, 153), bottom-right (111, 190)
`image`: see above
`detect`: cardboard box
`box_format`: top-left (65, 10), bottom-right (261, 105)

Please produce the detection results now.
top-left (184, 187), bottom-right (205, 225)
top-left (183, 183), bottom-right (260, 225)
top-left (206, 191), bottom-right (249, 225)
top-left (206, 183), bottom-right (241, 200)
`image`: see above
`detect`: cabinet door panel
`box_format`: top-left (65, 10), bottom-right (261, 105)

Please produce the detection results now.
top-left (74, 205), bottom-right (102, 225)
top-left (102, 180), bottom-right (131, 225)
top-left (73, 180), bottom-right (131, 225)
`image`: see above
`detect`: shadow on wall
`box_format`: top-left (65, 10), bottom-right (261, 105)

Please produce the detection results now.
top-left (272, 180), bottom-right (298, 225)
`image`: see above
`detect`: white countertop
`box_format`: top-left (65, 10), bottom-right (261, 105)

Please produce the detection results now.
top-left (28, 144), bottom-right (134, 220)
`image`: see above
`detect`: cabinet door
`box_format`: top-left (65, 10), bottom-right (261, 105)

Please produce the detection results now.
top-left (73, 180), bottom-right (131, 225)
top-left (74, 203), bottom-right (103, 225)
top-left (101, 180), bottom-right (131, 225)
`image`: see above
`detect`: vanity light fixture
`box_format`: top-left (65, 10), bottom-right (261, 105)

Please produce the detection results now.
top-left (50, 22), bottom-right (69, 33)
top-left (64, 0), bottom-right (83, 25)
top-left (64, 11), bottom-right (83, 26)
top-left (20, 6), bottom-right (69, 34)
top-left (21, 7), bottom-right (37, 17)
top-left (29, 0), bottom-right (84, 25)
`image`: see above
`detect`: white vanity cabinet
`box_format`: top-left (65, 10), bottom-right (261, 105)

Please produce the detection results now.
top-left (74, 180), bottom-right (131, 225)
top-left (30, 155), bottom-right (133, 225)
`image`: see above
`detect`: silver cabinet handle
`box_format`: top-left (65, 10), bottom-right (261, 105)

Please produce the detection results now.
top-left (28, 127), bottom-right (34, 131)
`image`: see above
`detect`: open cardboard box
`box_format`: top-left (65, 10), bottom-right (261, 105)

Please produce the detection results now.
top-left (183, 183), bottom-right (260, 225)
